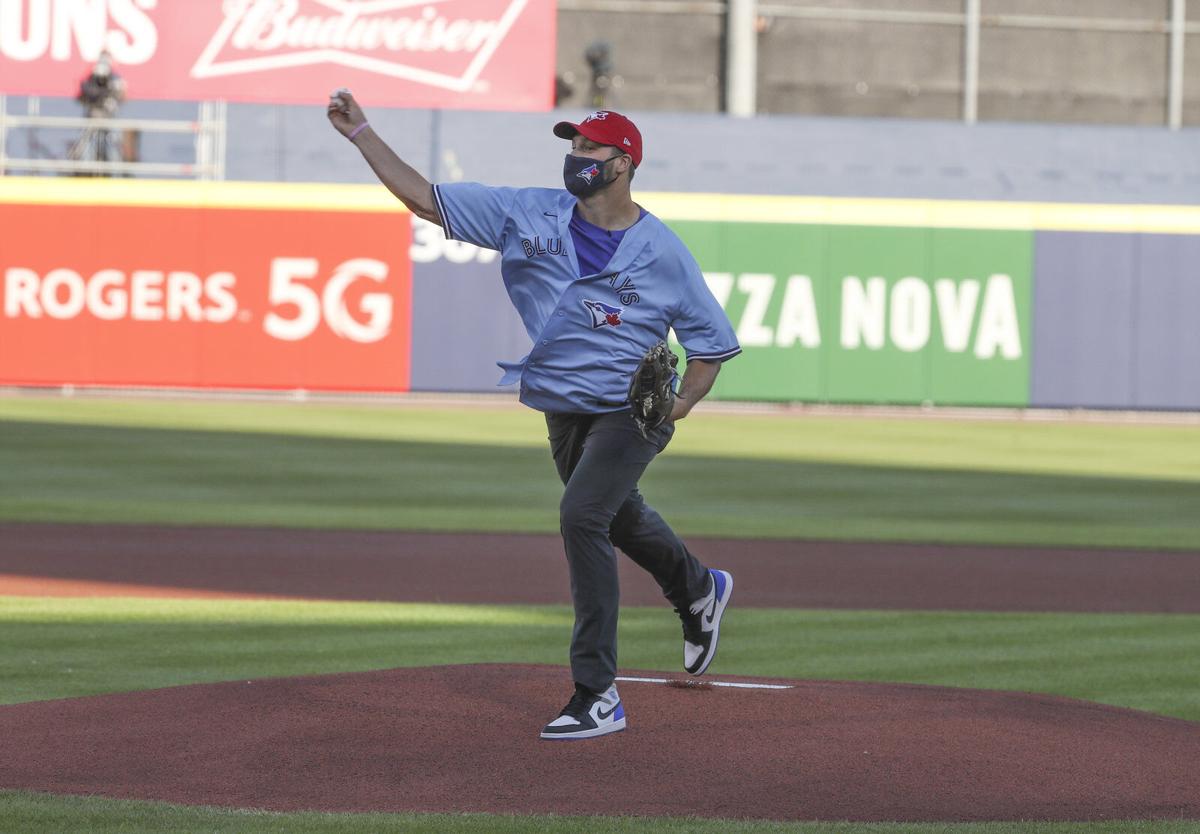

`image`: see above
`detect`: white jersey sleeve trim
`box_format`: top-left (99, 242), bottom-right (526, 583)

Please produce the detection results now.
top-left (685, 346), bottom-right (743, 363)
top-left (432, 184), bottom-right (454, 241)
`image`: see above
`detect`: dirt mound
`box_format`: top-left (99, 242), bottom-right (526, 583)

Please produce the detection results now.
top-left (2, 664), bottom-right (1198, 822)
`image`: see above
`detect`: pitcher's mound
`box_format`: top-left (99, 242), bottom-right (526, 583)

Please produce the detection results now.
top-left (2, 664), bottom-right (1198, 822)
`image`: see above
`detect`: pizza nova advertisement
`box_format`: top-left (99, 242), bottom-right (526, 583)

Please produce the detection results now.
top-left (0, 0), bottom-right (555, 110)
top-left (0, 199), bottom-right (412, 390)
top-left (669, 222), bottom-right (1034, 406)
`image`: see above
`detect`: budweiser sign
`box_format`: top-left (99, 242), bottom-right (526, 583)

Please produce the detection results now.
top-left (0, 0), bottom-right (555, 109)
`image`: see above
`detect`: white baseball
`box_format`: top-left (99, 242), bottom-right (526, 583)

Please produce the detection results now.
top-left (330, 87), bottom-right (352, 112)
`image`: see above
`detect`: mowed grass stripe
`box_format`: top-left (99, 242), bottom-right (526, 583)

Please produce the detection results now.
top-left (3, 417), bottom-right (1199, 548)
top-left (2, 598), bottom-right (1198, 722)
top-left (3, 791), bottom-right (1198, 834)
top-left (2, 397), bottom-right (1199, 481)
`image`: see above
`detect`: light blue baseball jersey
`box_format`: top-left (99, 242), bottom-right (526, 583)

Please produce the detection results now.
top-left (432, 183), bottom-right (741, 414)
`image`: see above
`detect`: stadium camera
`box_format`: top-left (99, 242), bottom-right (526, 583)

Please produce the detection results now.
top-left (77, 51), bottom-right (127, 118)
top-left (584, 41), bottom-right (614, 107)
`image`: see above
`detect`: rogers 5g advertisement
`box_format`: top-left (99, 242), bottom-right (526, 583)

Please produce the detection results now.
top-left (0, 201), bottom-right (413, 391)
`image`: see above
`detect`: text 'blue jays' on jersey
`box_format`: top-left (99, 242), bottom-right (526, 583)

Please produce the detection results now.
top-left (432, 182), bottom-right (741, 414)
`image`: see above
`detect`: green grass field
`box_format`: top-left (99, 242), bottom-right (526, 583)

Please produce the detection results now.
top-left (5, 598), bottom-right (1199, 719)
top-left (3, 397), bottom-right (1200, 548)
top-left (2, 396), bottom-right (1198, 833)
top-left (4, 791), bottom-right (1200, 834)
top-left (6, 791), bottom-right (1200, 834)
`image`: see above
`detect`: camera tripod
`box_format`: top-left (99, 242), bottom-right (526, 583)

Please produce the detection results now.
top-left (67, 125), bottom-right (122, 173)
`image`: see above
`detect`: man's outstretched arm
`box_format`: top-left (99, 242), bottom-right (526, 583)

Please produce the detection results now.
top-left (327, 88), bottom-right (441, 226)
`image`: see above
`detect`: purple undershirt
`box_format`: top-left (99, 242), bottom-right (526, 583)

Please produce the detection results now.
top-left (569, 206), bottom-right (647, 277)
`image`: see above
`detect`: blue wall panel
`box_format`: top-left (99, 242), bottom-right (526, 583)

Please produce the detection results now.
top-left (1133, 235), bottom-right (1200, 409)
top-left (1031, 232), bottom-right (1137, 408)
top-left (409, 219), bottom-right (529, 393)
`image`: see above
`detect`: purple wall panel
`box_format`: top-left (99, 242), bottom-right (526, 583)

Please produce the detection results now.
top-left (408, 220), bottom-right (530, 393)
top-left (1133, 236), bottom-right (1200, 409)
top-left (1031, 232), bottom-right (1137, 408)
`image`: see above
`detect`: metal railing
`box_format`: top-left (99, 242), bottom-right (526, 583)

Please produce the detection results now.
top-left (0, 97), bottom-right (227, 179)
top-left (558, 0), bottom-right (1193, 128)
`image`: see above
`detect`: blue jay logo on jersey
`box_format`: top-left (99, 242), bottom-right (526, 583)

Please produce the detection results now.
top-left (583, 299), bottom-right (623, 328)
top-left (576, 162), bottom-right (601, 185)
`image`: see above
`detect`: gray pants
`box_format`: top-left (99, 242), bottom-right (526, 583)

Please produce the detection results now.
top-left (546, 409), bottom-right (712, 694)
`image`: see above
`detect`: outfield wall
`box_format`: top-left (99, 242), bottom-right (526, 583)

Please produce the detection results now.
top-left (2, 178), bottom-right (1198, 409)
top-left (7, 100), bottom-right (1200, 206)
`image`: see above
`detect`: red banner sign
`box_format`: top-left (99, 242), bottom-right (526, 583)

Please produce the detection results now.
top-left (0, 202), bottom-right (412, 391)
top-left (0, 0), bottom-right (555, 110)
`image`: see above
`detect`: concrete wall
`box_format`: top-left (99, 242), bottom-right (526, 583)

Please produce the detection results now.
top-left (553, 0), bottom-right (1200, 126)
top-left (556, 9), bottom-right (724, 113)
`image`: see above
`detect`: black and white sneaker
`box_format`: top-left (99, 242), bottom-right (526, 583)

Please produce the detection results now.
top-left (540, 682), bottom-right (626, 740)
top-left (677, 569), bottom-right (734, 676)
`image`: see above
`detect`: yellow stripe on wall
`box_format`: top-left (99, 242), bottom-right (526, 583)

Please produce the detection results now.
top-left (1, 177), bottom-right (1198, 233)
top-left (636, 192), bottom-right (1200, 235)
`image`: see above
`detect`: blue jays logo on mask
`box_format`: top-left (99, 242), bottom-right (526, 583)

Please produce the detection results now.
top-left (583, 299), bottom-right (623, 328)
top-left (576, 162), bottom-right (601, 185)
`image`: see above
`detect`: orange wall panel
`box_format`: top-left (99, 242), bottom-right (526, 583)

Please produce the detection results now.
top-left (1, 203), bottom-right (412, 391)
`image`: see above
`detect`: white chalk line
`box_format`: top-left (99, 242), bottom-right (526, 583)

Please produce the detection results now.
top-left (615, 675), bottom-right (793, 690)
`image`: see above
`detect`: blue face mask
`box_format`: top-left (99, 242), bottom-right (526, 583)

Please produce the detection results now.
top-left (563, 152), bottom-right (623, 197)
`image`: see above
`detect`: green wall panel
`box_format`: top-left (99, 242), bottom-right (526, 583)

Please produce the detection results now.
top-left (927, 229), bottom-right (1032, 406)
top-left (823, 226), bottom-right (930, 404)
top-left (668, 221), bottom-right (1034, 407)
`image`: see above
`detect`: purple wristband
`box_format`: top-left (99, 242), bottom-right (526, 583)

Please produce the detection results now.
top-left (348, 121), bottom-right (370, 141)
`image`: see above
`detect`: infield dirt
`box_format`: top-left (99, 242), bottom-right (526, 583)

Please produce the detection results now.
top-left (4, 522), bottom-right (1200, 822)
top-left (3, 522), bottom-right (1199, 611)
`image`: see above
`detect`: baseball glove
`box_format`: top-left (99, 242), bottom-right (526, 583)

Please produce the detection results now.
top-left (628, 340), bottom-right (679, 439)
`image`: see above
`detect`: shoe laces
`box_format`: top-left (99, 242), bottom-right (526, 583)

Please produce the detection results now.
top-left (561, 683), bottom-right (594, 719)
top-left (675, 582), bottom-right (714, 644)
top-left (673, 603), bottom-right (704, 644)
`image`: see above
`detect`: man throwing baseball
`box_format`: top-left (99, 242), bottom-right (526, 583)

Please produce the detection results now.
top-left (329, 90), bottom-right (740, 741)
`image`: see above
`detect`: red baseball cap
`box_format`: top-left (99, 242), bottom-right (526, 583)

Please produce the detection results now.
top-left (553, 110), bottom-right (643, 167)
